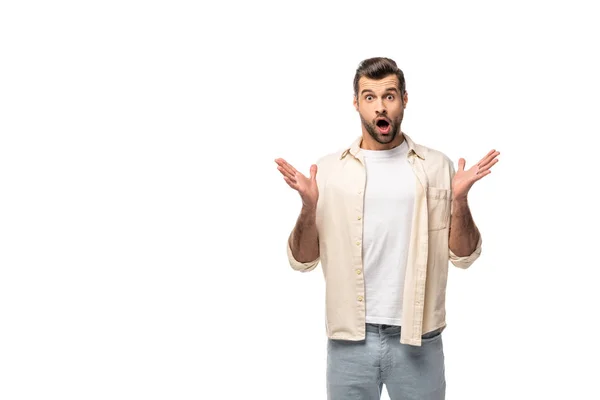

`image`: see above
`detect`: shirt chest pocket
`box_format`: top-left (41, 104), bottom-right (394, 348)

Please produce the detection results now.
top-left (426, 187), bottom-right (451, 231)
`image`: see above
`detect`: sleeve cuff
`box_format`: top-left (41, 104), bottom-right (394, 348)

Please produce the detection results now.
top-left (449, 235), bottom-right (482, 269)
top-left (287, 239), bottom-right (320, 272)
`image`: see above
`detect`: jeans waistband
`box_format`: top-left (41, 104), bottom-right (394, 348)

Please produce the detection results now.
top-left (365, 323), bottom-right (443, 338)
top-left (366, 323), bottom-right (401, 334)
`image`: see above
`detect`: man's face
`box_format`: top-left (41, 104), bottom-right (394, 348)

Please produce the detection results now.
top-left (353, 75), bottom-right (408, 145)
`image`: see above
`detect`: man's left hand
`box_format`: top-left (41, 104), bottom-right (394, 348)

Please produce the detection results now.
top-left (452, 149), bottom-right (500, 201)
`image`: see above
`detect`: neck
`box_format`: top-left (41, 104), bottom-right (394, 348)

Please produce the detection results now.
top-left (360, 131), bottom-right (405, 150)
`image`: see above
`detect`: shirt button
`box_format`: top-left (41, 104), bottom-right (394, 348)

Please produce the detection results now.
top-left (358, 190), bottom-right (362, 195)
top-left (356, 241), bottom-right (361, 246)
top-left (357, 216), bottom-right (362, 220)
top-left (357, 295), bottom-right (363, 302)
top-left (356, 269), bottom-right (361, 275)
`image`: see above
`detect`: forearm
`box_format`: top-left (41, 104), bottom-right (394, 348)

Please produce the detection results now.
top-left (449, 196), bottom-right (480, 256)
top-left (289, 206), bottom-right (319, 263)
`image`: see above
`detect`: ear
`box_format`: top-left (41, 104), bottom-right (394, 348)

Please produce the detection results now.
top-left (353, 95), bottom-right (359, 111)
top-left (402, 91), bottom-right (408, 108)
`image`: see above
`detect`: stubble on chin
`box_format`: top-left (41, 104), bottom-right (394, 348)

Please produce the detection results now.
top-left (360, 117), bottom-right (400, 145)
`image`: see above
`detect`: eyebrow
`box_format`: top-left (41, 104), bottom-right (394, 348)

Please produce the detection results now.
top-left (360, 87), bottom-right (399, 96)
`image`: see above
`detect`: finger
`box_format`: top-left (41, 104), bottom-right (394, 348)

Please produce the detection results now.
top-left (275, 159), bottom-right (296, 179)
top-left (478, 152), bottom-right (500, 170)
top-left (277, 166), bottom-right (297, 182)
top-left (309, 164), bottom-right (317, 181)
top-left (477, 150), bottom-right (499, 167)
top-left (478, 158), bottom-right (499, 172)
top-left (476, 150), bottom-right (495, 167)
top-left (477, 149), bottom-right (496, 163)
top-left (283, 176), bottom-right (299, 190)
top-left (274, 158), bottom-right (295, 176)
top-left (458, 158), bottom-right (466, 171)
top-left (275, 158), bottom-right (298, 176)
top-left (474, 169), bottom-right (492, 180)
top-left (281, 163), bottom-right (298, 179)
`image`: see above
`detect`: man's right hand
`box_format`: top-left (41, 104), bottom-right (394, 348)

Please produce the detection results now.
top-left (275, 158), bottom-right (319, 210)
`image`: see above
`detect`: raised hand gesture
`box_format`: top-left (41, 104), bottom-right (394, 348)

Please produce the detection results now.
top-left (275, 158), bottom-right (319, 210)
top-left (452, 149), bottom-right (500, 201)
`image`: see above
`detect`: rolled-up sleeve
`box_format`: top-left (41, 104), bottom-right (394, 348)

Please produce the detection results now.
top-left (287, 236), bottom-right (320, 272)
top-left (449, 234), bottom-right (482, 269)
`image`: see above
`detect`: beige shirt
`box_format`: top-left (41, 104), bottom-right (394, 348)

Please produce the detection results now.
top-left (286, 133), bottom-right (482, 346)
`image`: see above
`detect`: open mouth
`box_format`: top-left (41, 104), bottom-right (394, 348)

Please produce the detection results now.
top-left (375, 119), bottom-right (391, 134)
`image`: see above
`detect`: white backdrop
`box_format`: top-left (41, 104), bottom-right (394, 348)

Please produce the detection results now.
top-left (1, 1), bottom-right (599, 399)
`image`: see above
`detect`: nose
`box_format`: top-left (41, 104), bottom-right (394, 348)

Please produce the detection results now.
top-left (375, 98), bottom-right (387, 115)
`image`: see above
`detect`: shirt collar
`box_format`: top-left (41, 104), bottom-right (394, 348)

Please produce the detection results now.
top-left (339, 133), bottom-right (426, 160)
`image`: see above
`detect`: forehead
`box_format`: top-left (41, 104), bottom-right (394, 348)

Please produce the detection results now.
top-left (358, 75), bottom-right (399, 93)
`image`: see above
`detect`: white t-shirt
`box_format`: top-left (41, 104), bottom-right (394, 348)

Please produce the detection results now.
top-left (361, 139), bottom-right (416, 326)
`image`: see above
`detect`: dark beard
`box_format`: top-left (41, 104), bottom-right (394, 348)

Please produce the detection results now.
top-left (360, 115), bottom-right (402, 145)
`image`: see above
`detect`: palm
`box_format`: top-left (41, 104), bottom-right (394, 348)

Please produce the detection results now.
top-left (295, 173), bottom-right (318, 199)
top-left (452, 149), bottom-right (500, 200)
top-left (275, 158), bottom-right (319, 209)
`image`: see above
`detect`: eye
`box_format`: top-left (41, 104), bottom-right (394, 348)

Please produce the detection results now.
top-left (386, 94), bottom-right (395, 100)
top-left (366, 95), bottom-right (374, 101)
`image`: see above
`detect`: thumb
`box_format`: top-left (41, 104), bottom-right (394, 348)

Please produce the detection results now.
top-left (310, 164), bottom-right (318, 181)
top-left (458, 158), bottom-right (466, 171)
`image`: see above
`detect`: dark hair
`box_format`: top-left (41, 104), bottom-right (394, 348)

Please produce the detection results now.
top-left (353, 57), bottom-right (406, 98)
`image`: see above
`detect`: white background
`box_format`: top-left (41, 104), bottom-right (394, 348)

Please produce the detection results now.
top-left (1, 0), bottom-right (599, 399)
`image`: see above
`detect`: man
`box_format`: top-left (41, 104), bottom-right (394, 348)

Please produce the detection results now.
top-left (275, 57), bottom-right (499, 400)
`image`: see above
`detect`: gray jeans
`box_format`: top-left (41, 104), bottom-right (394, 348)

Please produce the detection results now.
top-left (326, 323), bottom-right (446, 400)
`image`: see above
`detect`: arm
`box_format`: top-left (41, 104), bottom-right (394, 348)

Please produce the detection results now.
top-left (448, 149), bottom-right (499, 268)
top-left (289, 206), bottom-right (319, 263)
top-left (449, 196), bottom-right (481, 256)
top-left (275, 157), bottom-right (321, 272)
